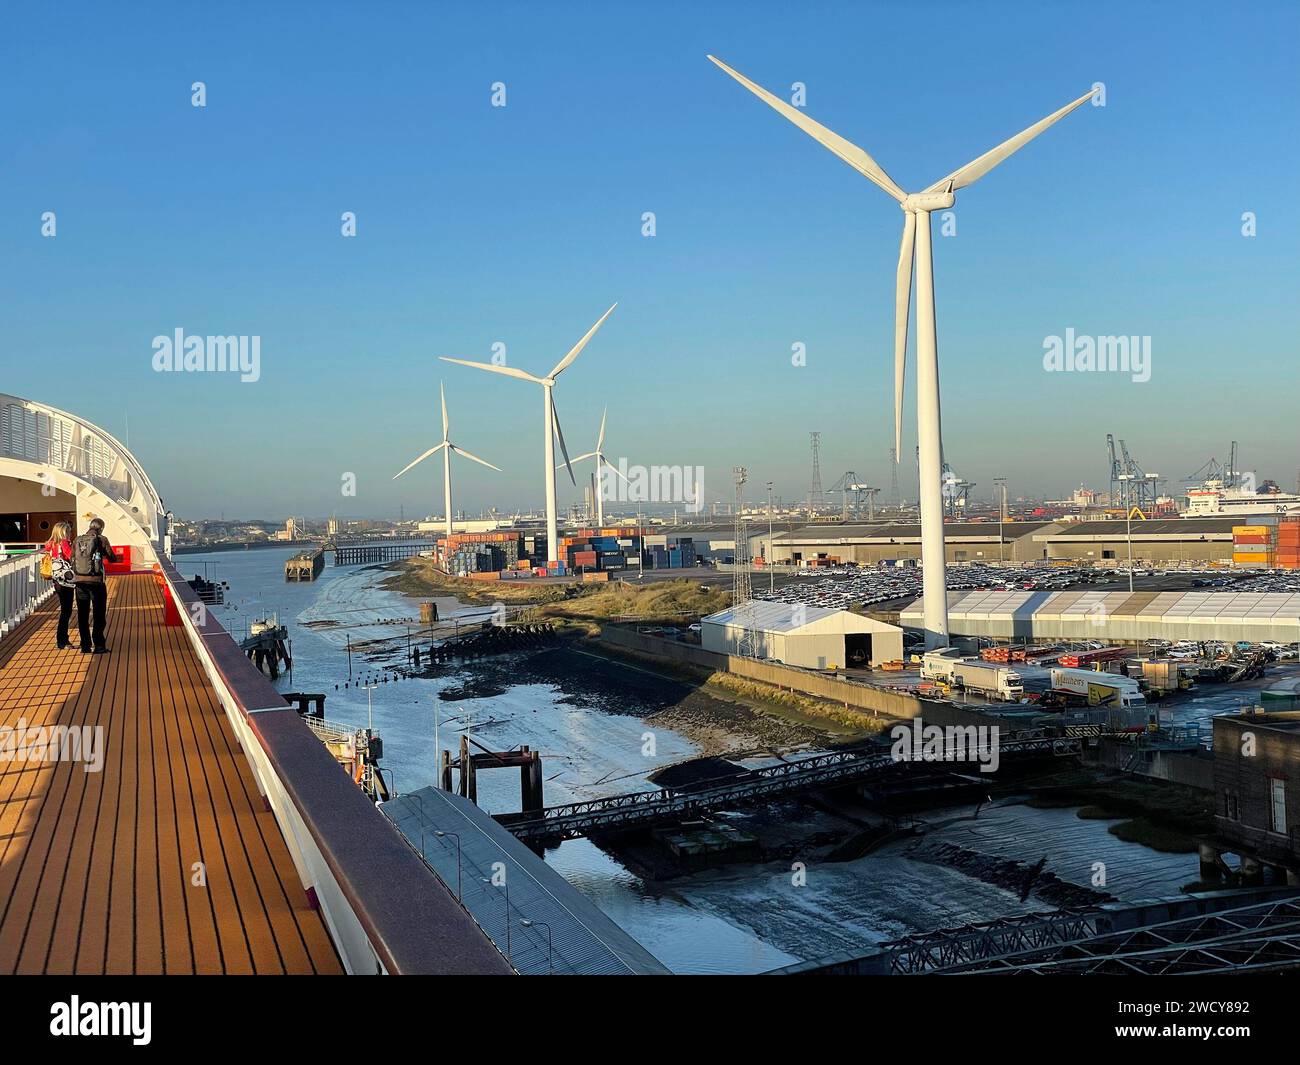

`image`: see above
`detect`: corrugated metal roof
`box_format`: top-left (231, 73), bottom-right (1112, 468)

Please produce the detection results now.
top-left (1043, 518), bottom-right (1241, 537)
top-left (774, 521), bottom-right (1056, 541)
top-left (901, 590), bottom-right (1300, 623)
top-left (382, 788), bottom-right (671, 975)
top-left (704, 601), bottom-right (846, 632)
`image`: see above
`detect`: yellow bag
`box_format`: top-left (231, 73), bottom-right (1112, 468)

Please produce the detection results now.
top-left (39, 553), bottom-right (53, 580)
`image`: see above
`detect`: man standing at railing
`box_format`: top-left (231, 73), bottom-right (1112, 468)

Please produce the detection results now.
top-left (72, 517), bottom-right (118, 654)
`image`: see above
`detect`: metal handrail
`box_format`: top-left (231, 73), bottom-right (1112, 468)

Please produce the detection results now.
top-left (0, 553), bottom-right (52, 637)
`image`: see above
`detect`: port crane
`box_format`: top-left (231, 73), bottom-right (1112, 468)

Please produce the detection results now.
top-left (1107, 434), bottom-right (1162, 509)
top-left (828, 471), bottom-right (880, 521)
top-left (1186, 440), bottom-right (1241, 489)
top-left (940, 462), bottom-right (974, 517)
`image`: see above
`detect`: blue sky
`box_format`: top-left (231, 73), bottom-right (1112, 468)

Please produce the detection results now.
top-left (2, 1), bottom-right (1296, 518)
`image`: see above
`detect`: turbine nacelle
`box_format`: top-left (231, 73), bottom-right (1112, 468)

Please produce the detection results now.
top-left (901, 191), bottom-right (955, 213)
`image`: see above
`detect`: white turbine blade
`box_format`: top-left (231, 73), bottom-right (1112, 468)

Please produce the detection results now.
top-left (551, 393), bottom-right (576, 484)
top-left (707, 55), bottom-right (905, 203)
top-left (392, 442), bottom-right (447, 480)
top-left (449, 444), bottom-right (501, 472)
top-left (924, 87), bottom-right (1097, 193)
top-left (557, 452), bottom-right (597, 469)
top-left (600, 455), bottom-right (631, 484)
top-left (596, 406), bottom-right (607, 451)
top-left (549, 303), bottom-right (617, 379)
top-left (438, 356), bottom-right (545, 385)
top-left (893, 211), bottom-right (916, 461)
top-left (440, 382), bottom-right (449, 441)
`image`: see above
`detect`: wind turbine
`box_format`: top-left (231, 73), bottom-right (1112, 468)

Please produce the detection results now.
top-left (441, 304), bottom-right (617, 562)
top-left (392, 382), bottom-right (501, 538)
top-left (559, 407), bottom-right (629, 527)
top-left (708, 55), bottom-right (1094, 647)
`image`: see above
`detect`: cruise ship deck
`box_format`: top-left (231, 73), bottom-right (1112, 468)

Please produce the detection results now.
top-left (0, 391), bottom-right (513, 976)
top-left (0, 573), bottom-right (341, 974)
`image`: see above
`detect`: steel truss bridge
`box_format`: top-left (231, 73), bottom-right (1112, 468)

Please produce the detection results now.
top-left (497, 735), bottom-right (1080, 843)
top-left (880, 895), bottom-right (1300, 976)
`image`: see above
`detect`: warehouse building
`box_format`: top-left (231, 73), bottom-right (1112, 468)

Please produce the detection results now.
top-left (1212, 709), bottom-right (1299, 876)
top-left (900, 589), bottom-right (1300, 644)
top-left (759, 520), bottom-right (1055, 566)
top-left (1030, 518), bottom-right (1238, 565)
top-left (702, 602), bottom-right (904, 669)
top-left (760, 517), bottom-right (1244, 567)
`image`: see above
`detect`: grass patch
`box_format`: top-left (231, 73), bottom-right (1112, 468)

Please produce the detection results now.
top-left (533, 579), bottom-right (730, 625)
top-left (382, 558), bottom-right (567, 605)
top-left (1107, 818), bottom-right (1198, 854)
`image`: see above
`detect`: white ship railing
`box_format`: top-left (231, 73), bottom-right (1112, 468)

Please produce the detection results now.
top-left (0, 393), bottom-right (166, 546)
top-left (0, 553), bottom-right (53, 639)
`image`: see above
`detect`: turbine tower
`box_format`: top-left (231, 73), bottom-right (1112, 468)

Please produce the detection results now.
top-left (561, 407), bottom-right (629, 527)
top-left (709, 55), bottom-right (1094, 647)
top-left (441, 305), bottom-right (617, 562)
top-left (392, 383), bottom-right (501, 537)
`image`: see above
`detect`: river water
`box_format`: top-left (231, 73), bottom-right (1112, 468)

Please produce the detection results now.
top-left (181, 545), bottom-right (1200, 973)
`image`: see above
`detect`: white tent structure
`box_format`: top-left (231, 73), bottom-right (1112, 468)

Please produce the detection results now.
top-left (702, 602), bottom-right (903, 669)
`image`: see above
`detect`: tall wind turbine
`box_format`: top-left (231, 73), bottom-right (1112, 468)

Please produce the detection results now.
top-left (441, 305), bottom-right (617, 562)
top-left (560, 407), bottom-right (629, 527)
top-left (392, 382), bottom-right (501, 537)
top-left (709, 55), bottom-right (1094, 647)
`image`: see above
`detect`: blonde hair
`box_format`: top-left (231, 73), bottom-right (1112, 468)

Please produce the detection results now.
top-left (51, 521), bottom-right (73, 543)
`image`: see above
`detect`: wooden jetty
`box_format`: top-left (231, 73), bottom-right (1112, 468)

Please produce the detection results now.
top-left (333, 541), bottom-right (436, 566)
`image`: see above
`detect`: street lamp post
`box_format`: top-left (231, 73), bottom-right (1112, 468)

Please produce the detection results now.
top-left (993, 477), bottom-right (1007, 564)
top-left (766, 481), bottom-right (774, 593)
top-left (435, 830), bottom-right (462, 900)
top-left (482, 875), bottom-right (510, 957)
top-left (520, 918), bottom-right (553, 974)
top-left (1126, 506), bottom-right (1135, 593)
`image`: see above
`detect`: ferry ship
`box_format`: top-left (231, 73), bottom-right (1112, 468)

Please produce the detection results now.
top-left (1183, 478), bottom-right (1300, 519)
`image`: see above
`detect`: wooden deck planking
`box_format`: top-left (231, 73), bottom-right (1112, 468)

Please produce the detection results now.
top-left (0, 574), bottom-right (342, 974)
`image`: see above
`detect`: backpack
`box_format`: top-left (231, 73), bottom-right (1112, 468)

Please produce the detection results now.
top-left (72, 533), bottom-right (101, 578)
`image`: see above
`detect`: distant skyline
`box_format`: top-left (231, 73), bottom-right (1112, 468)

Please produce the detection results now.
top-left (3, 1), bottom-right (1297, 518)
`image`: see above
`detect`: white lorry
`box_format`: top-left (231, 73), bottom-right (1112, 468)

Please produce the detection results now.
top-left (950, 660), bottom-right (1024, 701)
top-left (920, 649), bottom-right (967, 683)
top-left (1049, 667), bottom-right (1147, 710)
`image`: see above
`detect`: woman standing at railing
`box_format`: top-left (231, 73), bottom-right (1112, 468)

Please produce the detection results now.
top-left (43, 521), bottom-right (76, 648)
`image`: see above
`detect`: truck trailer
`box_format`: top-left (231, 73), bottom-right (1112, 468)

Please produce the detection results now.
top-left (919, 648), bottom-right (968, 683)
top-left (950, 660), bottom-right (1024, 701)
top-left (1049, 667), bottom-right (1147, 710)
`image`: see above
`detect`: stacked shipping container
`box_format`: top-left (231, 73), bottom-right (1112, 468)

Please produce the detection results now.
top-left (1232, 524), bottom-right (1275, 568)
top-left (1277, 518), bottom-right (1300, 570)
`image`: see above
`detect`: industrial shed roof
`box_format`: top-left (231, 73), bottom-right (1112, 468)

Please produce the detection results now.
top-left (704, 602), bottom-right (896, 634)
top-left (902, 589), bottom-right (1300, 623)
top-left (1039, 518), bottom-right (1242, 537)
top-left (775, 521), bottom-right (1056, 541)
